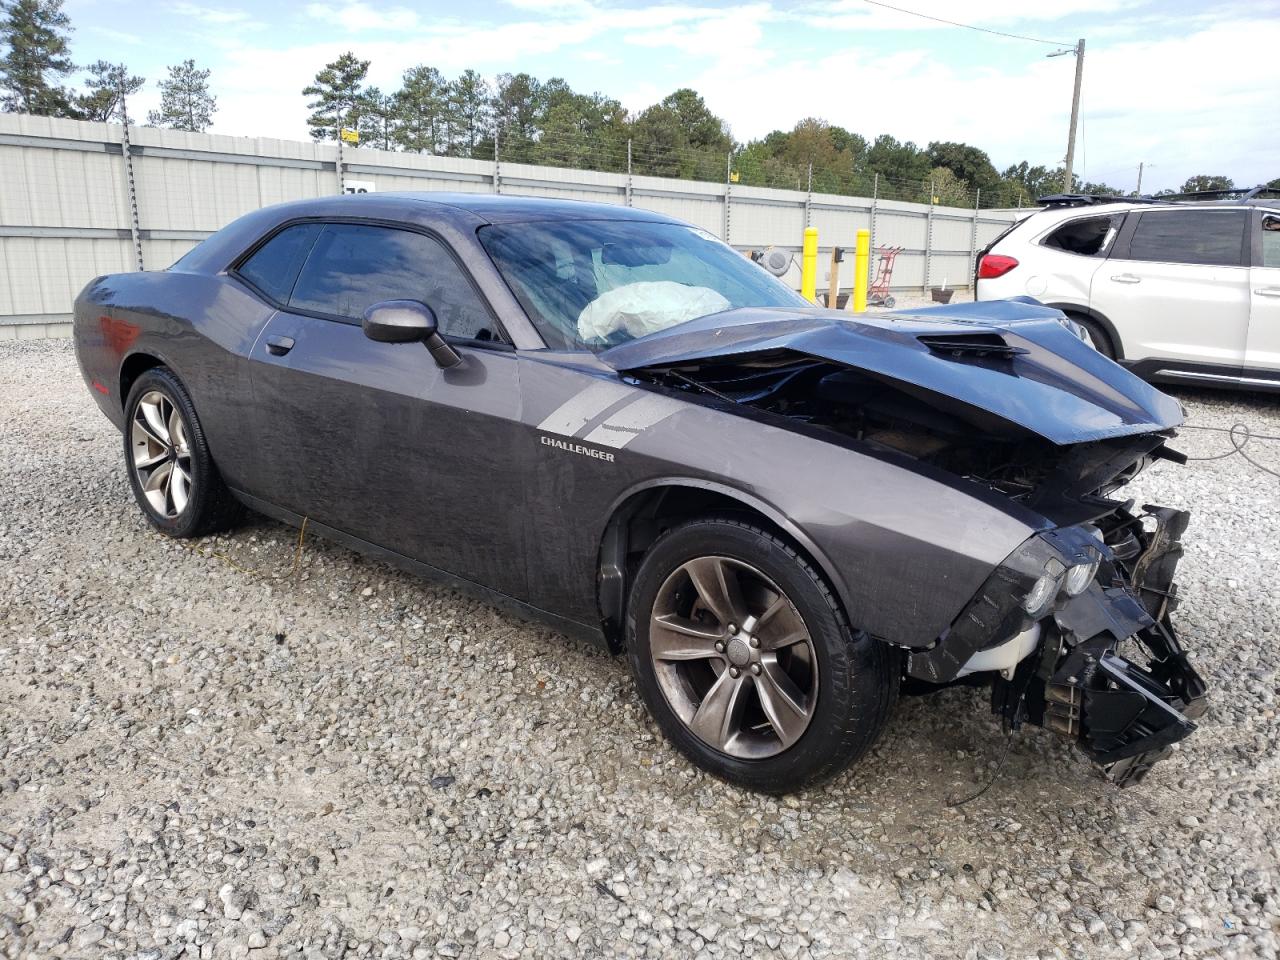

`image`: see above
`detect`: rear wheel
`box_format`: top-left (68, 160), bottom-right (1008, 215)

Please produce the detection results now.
top-left (123, 367), bottom-right (241, 538)
top-left (626, 518), bottom-right (898, 793)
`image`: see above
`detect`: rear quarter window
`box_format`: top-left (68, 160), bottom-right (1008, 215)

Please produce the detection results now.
top-left (236, 223), bottom-right (323, 302)
top-left (1042, 215), bottom-right (1120, 257)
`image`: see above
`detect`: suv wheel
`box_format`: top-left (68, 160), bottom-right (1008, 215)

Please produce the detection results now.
top-left (626, 517), bottom-right (898, 793)
top-left (1068, 313), bottom-right (1117, 359)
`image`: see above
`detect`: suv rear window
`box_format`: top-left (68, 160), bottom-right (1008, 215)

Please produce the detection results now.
top-left (1043, 215), bottom-right (1118, 257)
top-left (1127, 210), bottom-right (1246, 267)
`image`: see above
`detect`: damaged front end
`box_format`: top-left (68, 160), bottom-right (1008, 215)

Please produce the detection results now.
top-left (602, 303), bottom-right (1207, 783)
top-left (912, 506), bottom-right (1207, 785)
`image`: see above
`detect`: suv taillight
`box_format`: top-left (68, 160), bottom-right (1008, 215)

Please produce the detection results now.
top-left (978, 254), bottom-right (1019, 279)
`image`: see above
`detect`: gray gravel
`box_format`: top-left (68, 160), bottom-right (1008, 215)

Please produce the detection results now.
top-left (2, 339), bottom-right (1278, 960)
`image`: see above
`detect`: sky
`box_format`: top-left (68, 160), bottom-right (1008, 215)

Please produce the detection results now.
top-left (62, 0), bottom-right (1280, 192)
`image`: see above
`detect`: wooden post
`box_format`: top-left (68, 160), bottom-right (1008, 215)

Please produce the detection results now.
top-left (827, 246), bottom-right (842, 309)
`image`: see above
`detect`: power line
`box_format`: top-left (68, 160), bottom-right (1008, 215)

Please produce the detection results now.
top-left (857, 0), bottom-right (1073, 48)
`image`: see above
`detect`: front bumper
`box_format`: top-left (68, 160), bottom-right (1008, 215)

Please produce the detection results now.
top-left (909, 505), bottom-right (1208, 786)
top-left (1009, 584), bottom-right (1207, 785)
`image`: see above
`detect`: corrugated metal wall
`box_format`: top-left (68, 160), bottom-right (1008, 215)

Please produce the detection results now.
top-left (0, 113), bottom-right (1023, 339)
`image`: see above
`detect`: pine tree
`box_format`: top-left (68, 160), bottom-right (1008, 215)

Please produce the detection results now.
top-left (357, 87), bottom-right (397, 151)
top-left (302, 52), bottom-right (369, 141)
top-left (0, 0), bottom-right (76, 116)
top-left (147, 59), bottom-right (216, 131)
top-left (393, 65), bottom-right (448, 154)
top-left (75, 60), bottom-right (144, 122)
top-left (447, 69), bottom-right (490, 157)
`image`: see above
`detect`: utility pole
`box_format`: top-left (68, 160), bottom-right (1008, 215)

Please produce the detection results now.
top-left (1050, 38), bottom-right (1086, 193)
top-left (1135, 161), bottom-right (1145, 195)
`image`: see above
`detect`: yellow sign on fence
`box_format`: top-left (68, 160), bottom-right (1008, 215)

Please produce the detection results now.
top-left (340, 128), bottom-right (359, 144)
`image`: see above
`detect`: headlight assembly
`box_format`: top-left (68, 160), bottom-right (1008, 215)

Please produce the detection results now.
top-left (1063, 558), bottom-right (1101, 597)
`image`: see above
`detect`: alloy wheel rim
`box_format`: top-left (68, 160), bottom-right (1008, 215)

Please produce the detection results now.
top-left (649, 555), bottom-right (818, 759)
top-left (130, 390), bottom-right (193, 520)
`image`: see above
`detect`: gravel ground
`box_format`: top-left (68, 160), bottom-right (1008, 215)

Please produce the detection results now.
top-left (1, 339), bottom-right (1278, 960)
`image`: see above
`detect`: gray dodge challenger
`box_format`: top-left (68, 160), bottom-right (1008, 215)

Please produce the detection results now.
top-left (73, 193), bottom-right (1207, 793)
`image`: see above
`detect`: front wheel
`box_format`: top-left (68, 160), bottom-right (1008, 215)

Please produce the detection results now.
top-left (626, 518), bottom-right (898, 793)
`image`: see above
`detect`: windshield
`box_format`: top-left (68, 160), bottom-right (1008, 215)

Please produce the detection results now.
top-left (479, 219), bottom-right (808, 351)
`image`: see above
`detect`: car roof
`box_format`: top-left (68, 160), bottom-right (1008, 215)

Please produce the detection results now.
top-left (390, 192), bottom-right (685, 225)
top-left (173, 192), bottom-right (688, 276)
top-left (257, 191), bottom-right (685, 226)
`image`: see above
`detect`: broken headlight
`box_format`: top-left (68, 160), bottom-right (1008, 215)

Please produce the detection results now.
top-left (908, 525), bottom-right (1107, 684)
top-left (1062, 557), bottom-right (1101, 597)
top-left (1022, 569), bottom-right (1062, 617)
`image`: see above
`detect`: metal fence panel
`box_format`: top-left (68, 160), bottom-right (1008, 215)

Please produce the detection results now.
top-left (0, 113), bottom-right (1022, 336)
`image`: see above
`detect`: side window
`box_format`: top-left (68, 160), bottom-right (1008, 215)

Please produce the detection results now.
top-left (1127, 210), bottom-right (1246, 267)
top-left (1042, 215), bottom-right (1119, 257)
top-left (1262, 214), bottom-right (1280, 268)
top-left (288, 223), bottom-right (496, 340)
top-left (236, 223), bottom-right (322, 303)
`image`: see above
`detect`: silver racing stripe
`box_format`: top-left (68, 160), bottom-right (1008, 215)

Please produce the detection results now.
top-left (536, 380), bottom-right (635, 436)
top-left (538, 381), bottom-right (685, 453)
top-left (581, 393), bottom-right (685, 449)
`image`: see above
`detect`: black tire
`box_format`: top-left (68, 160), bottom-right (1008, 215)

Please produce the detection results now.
top-left (123, 367), bottom-right (241, 538)
top-left (1070, 313), bottom-right (1116, 359)
top-left (626, 517), bottom-right (898, 793)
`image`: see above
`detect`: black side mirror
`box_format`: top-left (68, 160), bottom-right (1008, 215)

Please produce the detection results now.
top-left (361, 300), bottom-right (461, 368)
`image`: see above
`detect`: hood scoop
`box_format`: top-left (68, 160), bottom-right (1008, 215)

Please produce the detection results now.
top-left (916, 332), bottom-right (1027, 359)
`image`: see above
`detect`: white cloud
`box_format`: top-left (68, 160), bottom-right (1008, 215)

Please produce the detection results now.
top-left (622, 10), bottom-right (1280, 190)
top-left (170, 1), bottom-right (257, 25)
top-left (303, 1), bottom-right (421, 32)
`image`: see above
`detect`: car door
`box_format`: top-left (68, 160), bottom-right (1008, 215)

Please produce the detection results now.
top-left (242, 220), bottom-right (528, 599)
top-left (1245, 209), bottom-right (1280, 383)
top-left (1090, 207), bottom-right (1250, 376)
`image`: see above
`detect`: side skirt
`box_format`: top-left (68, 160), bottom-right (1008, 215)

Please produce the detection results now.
top-left (229, 489), bottom-right (609, 651)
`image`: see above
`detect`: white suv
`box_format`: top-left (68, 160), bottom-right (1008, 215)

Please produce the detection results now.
top-left (975, 191), bottom-right (1280, 391)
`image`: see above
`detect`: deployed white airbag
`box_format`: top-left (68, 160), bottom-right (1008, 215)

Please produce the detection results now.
top-left (577, 281), bottom-right (731, 341)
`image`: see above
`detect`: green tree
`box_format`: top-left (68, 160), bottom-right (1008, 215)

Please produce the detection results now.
top-left (447, 68), bottom-right (490, 157)
top-left (1000, 161), bottom-right (1058, 204)
top-left (393, 65), bottom-right (448, 154)
top-left (492, 72), bottom-right (542, 161)
top-left (926, 141), bottom-right (1000, 194)
top-left (631, 88), bottom-right (732, 180)
top-left (1179, 174), bottom-right (1234, 194)
top-left (302, 52), bottom-right (369, 141)
top-left (75, 60), bottom-right (143, 122)
top-left (0, 0), bottom-right (75, 116)
top-left (358, 86), bottom-right (397, 151)
top-left (147, 59), bottom-right (216, 131)
top-left (534, 81), bottom-right (627, 170)
top-left (865, 135), bottom-right (931, 192)
top-left (928, 166), bottom-right (971, 206)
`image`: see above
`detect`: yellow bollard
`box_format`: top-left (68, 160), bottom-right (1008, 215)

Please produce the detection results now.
top-left (800, 228), bottom-right (818, 303)
top-left (853, 228), bottom-right (870, 313)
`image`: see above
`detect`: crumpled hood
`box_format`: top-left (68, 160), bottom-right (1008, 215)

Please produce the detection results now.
top-left (600, 300), bottom-right (1183, 445)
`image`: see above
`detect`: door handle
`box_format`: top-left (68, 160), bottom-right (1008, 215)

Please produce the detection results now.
top-left (1110, 274), bottom-right (1142, 284)
top-left (1256, 287), bottom-right (1280, 298)
top-left (265, 335), bottom-right (295, 356)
